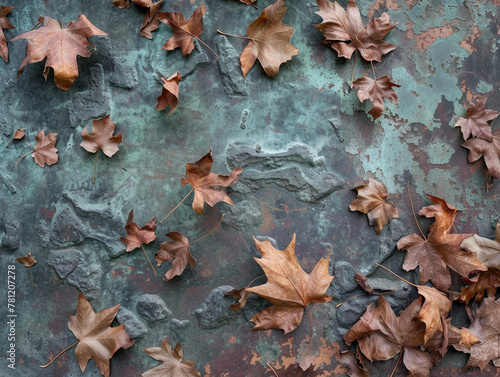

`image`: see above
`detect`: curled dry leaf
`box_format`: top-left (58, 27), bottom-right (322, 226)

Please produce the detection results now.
top-left (6, 128), bottom-right (25, 147)
top-left (462, 129), bottom-right (500, 179)
top-left (32, 130), bottom-right (59, 167)
top-left (67, 294), bottom-right (134, 376)
top-left (461, 222), bottom-right (500, 269)
top-left (460, 268), bottom-right (500, 304)
top-left (336, 350), bottom-right (369, 377)
top-left (237, 0), bottom-right (257, 7)
top-left (156, 73), bottom-right (181, 116)
top-left (159, 4), bottom-right (206, 55)
top-left (454, 297), bottom-right (500, 371)
top-left (142, 338), bottom-right (201, 377)
top-left (135, 0), bottom-right (164, 39)
top-left (227, 234), bottom-right (333, 334)
top-left (352, 75), bottom-right (400, 120)
top-left (314, 0), bottom-right (397, 62)
top-left (181, 150), bottom-right (243, 214)
top-left (238, 0), bottom-right (298, 77)
top-left (0, 6), bottom-right (15, 63)
top-left (120, 210), bottom-right (157, 251)
top-left (16, 252), bottom-right (36, 267)
top-left (415, 285), bottom-right (451, 345)
top-left (349, 178), bottom-right (399, 234)
top-left (155, 232), bottom-right (195, 280)
top-left (397, 195), bottom-right (486, 292)
top-left (80, 115), bottom-right (122, 157)
top-left (454, 98), bottom-right (498, 142)
top-left (12, 15), bottom-right (107, 90)
top-left (354, 272), bottom-right (373, 294)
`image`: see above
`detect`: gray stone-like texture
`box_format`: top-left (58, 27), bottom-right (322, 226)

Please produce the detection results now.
top-left (194, 285), bottom-right (238, 329)
top-left (216, 36), bottom-right (248, 98)
top-left (167, 318), bottom-right (190, 344)
top-left (2, 221), bottom-right (19, 250)
top-left (137, 294), bottom-right (173, 322)
top-left (117, 306), bottom-right (148, 338)
top-left (222, 199), bottom-right (262, 231)
top-left (332, 261), bottom-right (358, 294)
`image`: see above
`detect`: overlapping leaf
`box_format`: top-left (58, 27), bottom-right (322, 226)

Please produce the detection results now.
top-left (120, 210), bottom-right (157, 251)
top-left (0, 6), bottom-right (15, 62)
top-left (156, 73), bottom-right (181, 116)
top-left (142, 339), bottom-right (200, 377)
top-left (12, 15), bottom-right (107, 90)
top-left (155, 232), bottom-right (195, 281)
top-left (227, 234), bottom-right (333, 334)
top-left (454, 98), bottom-right (498, 142)
top-left (352, 75), bottom-right (400, 120)
top-left (462, 129), bottom-right (500, 179)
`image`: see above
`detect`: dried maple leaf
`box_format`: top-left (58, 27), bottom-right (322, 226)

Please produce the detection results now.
top-left (5, 128), bottom-right (25, 147)
top-left (16, 252), bottom-right (36, 267)
top-left (67, 294), bottom-right (134, 376)
top-left (156, 73), bottom-right (181, 116)
top-left (12, 15), bottom-right (107, 90)
top-left (181, 150), bottom-right (243, 214)
top-left (349, 178), bottom-right (399, 234)
top-left (454, 297), bottom-right (500, 371)
top-left (462, 128), bottom-right (500, 179)
top-left (80, 115), bottom-right (122, 157)
top-left (344, 296), bottom-right (434, 377)
top-left (454, 98), bottom-right (499, 142)
top-left (354, 272), bottom-right (373, 294)
top-left (0, 6), bottom-right (15, 63)
top-left (227, 234), bottom-right (333, 333)
top-left (397, 195), bottom-right (486, 292)
top-left (32, 130), bottom-right (59, 167)
top-left (415, 285), bottom-right (452, 345)
top-left (221, 0), bottom-right (298, 77)
top-left (120, 210), bottom-right (157, 251)
top-left (352, 75), bottom-right (400, 120)
top-left (143, 338), bottom-right (200, 377)
top-left (159, 4), bottom-right (209, 56)
top-left (314, 0), bottom-right (397, 62)
top-left (155, 232), bottom-right (195, 281)
top-left (460, 268), bottom-right (500, 304)
top-left (136, 0), bottom-right (164, 39)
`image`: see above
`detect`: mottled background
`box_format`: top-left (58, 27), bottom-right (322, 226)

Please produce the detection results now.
top-left (1, 0), bottom-right (499, 376)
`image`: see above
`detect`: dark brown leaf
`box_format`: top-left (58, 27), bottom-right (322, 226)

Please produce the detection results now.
top-left (120, 210), bottom-right (157, 251)
top-left (155, 232), bottom-right (195, 281)
top-left (156, 72), bottom-right (181, 116)
top-left (352, 75), bottom-right (400, 120)
top-left (16, 252), bottom-right (36, 267)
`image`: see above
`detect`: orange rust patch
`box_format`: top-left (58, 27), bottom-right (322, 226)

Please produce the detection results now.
top-left (228, 335), bottom-right (237, 344)
top-left (406, 21), bottom-right (455, 51)
top-left (200, 264), bottom-right (213, 277)
top-left (204, 364), bottom-right (211, 377)
top-left (367, 0), bottom-right (399, 18)
top-left (334, 364), bottom-right (348, 375)
top-left (250, 350), bottom-right (261, 365)
top-left (459, 25), bottom-right (482, 53)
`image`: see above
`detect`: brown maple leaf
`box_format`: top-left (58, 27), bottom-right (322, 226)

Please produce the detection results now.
top-left (181, 150), bottom-right (243, 214)
top-left (462, 128), bottom-right (500, 179)
top-left (136, 0), bottom-right (164, 39)
top-left (344, 296), bottom-right (434, 377)
top-left (155, 232), bottom-right (195, 281)
top-left (142, 338), bottom-right (200, 377)
top-left (349, 178), bottom-right (399, 234)
top-left (67, 294), bottom-right (134, 376)
top-left (415, 285), bottom-right (452, 345)
top-left (156, 73), bottom-right (181, 116)
top-left (227, 234), bottom-right (333, 333)
top-left (354, 272), bottom-right (373, 294)
top-left (5, 128), bottom-right (25, 148)
top-left (16, 252), bottom-right (36, 267)
top-left (397, 195), bottom-right (486, 292)
top-left (32, 130), bottom-right (59, 167)
top-left (314, 0), bottom-right (397, 62)
top-left (352, 75), bottom-right (400, 120)
top-left (12, 15), bottom-right (107, 90)
top-left (80, 115), bottom-right (122, 157)
top-left (461, 222), bottom-right (500, 269)
top-left (219, 0), bottom-right (298, 77)
top-left (159, 4), bottom-right (211, 56)
top-left (0, 6), bottom-right (15, 63)
top-left (120, 210), bottom-right (157, 251)
top-left (454, 297), bottom-right (500, 371)
top-left (454, 98), bottom-right (499, 142)
top-left (460, 268), bottom-right (500, 304)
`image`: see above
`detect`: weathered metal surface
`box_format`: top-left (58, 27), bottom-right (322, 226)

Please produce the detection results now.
top-left (1, 0), bottom-right (499, 376)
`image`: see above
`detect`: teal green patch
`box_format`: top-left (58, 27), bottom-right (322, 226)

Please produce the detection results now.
top-left (255, 341), bottom-right (282, 367)
top-left (426, 141), bottom-right (455, 164)
top-left (476, 80), bottom-right (493, 94)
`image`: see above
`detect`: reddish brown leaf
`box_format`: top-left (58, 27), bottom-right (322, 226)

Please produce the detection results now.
top-left (349, 178), bottom-right (399, 234)
top-left (16, 252), bottom-right (36, 267)
top-left (80, 115), bottom-right (122, 157)
top-left (237, 0), bottom-right (257, 7)
top-left (156, 73), bottom-right (181, 116)
top-left (229, 234), bottom-right (333, 334)
top-left (454, 98), bottom-right (498, 142)
top-left (159, 5), bottom-right (206, 55)
top-left (462, 129), bottom-right (500, 179)
top-left (352, 75), bottom-right (400, 120)
top-left (460, 268), bottom-right (500, 304)
top-left (12, 15), bottom-right (107, 90)
top-left (336, 350), bottom-right (369, 377)
top-left (181, 150), bottom-right (243, 214)
top-left (112, 0), bottom-right (131, 9)
top-left (397, 195), bottom-right (486, 292)
top-left (415, 285), bottom-right (452, 344)
top-left (354, 272), bottom-right (373, 294)
top-left (32, 130), bottom-right (59, 167)
top-left (0, 6), bottom-right (15, 63)
top-left (314, 0), bottom-right (397, 62)
top-left (418, 195), bottom-right (457, 234)
top-left (120, 210), bottom-right (157, 252)
top-left (454, 297), bottom-right (500, 371)
top-left (67, 294), bottom-right (134, 377)
top-left (142, 338), bottom-right (200, 377)
top-left (155, 232), bottom-right (195, 281)
top-left (13, 129), bottom-right (25, 140)
top-left (238, 0), bottom-right (298, 77)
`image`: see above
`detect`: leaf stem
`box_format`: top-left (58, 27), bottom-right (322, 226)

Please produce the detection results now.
top-left (350, 50), bottom-right (357, 87)
top-left (92, 152), bottom-right (99, 184)
top-left (407, 181), bottom-right (426, 239)
top-left (16, 151), bottom-right (32, 166)
top-left (250, 0), bottom-right (258, 9)
top-left (29, 266), bottom-right (36, 287)
top-left (389, 350), bottom-right (403, 377)
top-left (21, 140), bottom-right (34, 150)
top-left (40, 341), bottom-right (79, 368)
top-left (191, 214), bottom-right (225, 245)
top-left (160, 188), bottom-right (194, 223)
top-left (375, 263), bottom-right (417, 288)
top-left (194, 37), bottom-right (219, 59)
top-left (217, 29), bottom-right (251, 40)
top-left (246, 274), bottom-right (266, 288)
top-left (267, 362), bottom-right (278, 377)
top-left (142, 245), bottom-right (157, 276)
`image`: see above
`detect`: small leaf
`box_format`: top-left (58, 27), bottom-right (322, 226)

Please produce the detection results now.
top-left (352, 75), bottom-right (400, 120)
top-left (32, 130), bottom-right (59, 167)
top-left (16, 252), bottom-right (36, 267)
top-left (80, 115), bottom-right (122, 157)
top-left (142, 338), bottom-right (200, 377)
top-left (120, 210), bottom-right (157, 252)
top-left (454, 98), bottom-right (498, 142)
top-left (156, 73), bottom-right (181, 116)
top-left (155, 232), bottom-right (195, 280)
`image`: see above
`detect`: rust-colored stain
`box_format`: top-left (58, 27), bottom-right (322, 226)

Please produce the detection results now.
top-left (367, 0), bottom-right (399, 18)
top-left (228, 335), bottom-right (237, 344)
top-left (406, 21), bottom-right (456, 51)
top-left (459, 25), bottom-right (482, 53)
